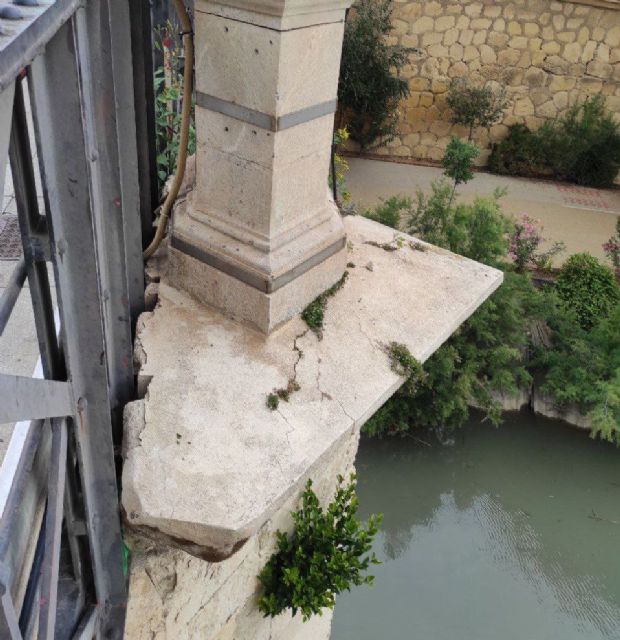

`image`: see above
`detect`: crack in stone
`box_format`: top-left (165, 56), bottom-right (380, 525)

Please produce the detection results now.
top-left (292, 328), bottom-right (309, 381)
top-left (357, 317), bottom-right (377, 352)
top-left (335, 396), bottom-right (355, 423)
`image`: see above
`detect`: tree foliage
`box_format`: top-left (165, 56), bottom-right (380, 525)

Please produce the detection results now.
top-left (338, 0), bottom-right (412, 149)
top-left (407, 178), bottom-right (510, 266)
top-left (442, 137), bottom-right (479, 197)
top-left (447, 79), bottom-right (509, 141)
top-left (530, 294), bottom-right (620, 444)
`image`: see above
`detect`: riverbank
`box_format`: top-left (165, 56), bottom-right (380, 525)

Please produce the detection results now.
top-left (482, 385), bottom-right (592, 431)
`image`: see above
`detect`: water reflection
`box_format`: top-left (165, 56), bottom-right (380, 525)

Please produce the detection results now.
top-left (332, 412), bottom-right (620, 640)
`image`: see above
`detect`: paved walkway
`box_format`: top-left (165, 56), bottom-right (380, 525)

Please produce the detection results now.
top-left (346, 158), bottom-right (620, 264)
top-left (0, 126), bottom-right (52, 465)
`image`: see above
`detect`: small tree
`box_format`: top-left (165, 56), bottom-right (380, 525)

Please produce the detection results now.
top-left (338, 0), bottom-right (412, 150)
top-left (447, 79), bottom-right (509, 141)
top-left (442, 136), bottom-right (479, 204)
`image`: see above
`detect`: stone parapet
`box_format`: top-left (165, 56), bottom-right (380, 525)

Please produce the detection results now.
top-left (123, 216), bottom-right (502, 561)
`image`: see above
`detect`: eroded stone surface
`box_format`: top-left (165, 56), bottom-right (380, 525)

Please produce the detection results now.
top-left (122, 216), bottom-right (503, 558)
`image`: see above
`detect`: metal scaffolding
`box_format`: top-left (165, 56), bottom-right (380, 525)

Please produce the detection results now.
top-left (0, 1), bottom-right (156, 637)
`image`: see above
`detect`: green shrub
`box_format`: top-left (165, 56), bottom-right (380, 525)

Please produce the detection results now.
top-left (407, 179), bottom-right (510, 267)
top-left (447, 79), bottom-right (509, 141)
top-left (556, 253), bottom-right (620, 330)
top-left (362, 195), bottom-right (412, 229)
top-left (258, 476), bottom-right (382, 621)
top-left (530, 291), bottom-right (620, 444)
top-left (442, 137), bottom-right (479, 197)
top-left (488, 124), bottom-right (546, 178)
top-left (489, 97), bottom-right (620, 188)
top-left (541, 96), bottom-right (620, 187)
top-left (338, 0), bottom-right (412, 149)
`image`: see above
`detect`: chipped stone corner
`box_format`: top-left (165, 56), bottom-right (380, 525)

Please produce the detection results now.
top-left (124, 423), bottom-right (359, 640)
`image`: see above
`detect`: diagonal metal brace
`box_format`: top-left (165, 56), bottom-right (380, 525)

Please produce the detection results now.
top-left (0, 374), bottom-right (73, 423)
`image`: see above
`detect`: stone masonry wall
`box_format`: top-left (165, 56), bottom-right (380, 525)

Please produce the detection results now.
top-left (374, 0), bottom-right (620, 165)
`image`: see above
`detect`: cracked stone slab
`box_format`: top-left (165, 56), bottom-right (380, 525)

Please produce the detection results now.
top-left (122, 216), bottom-right (503, 559)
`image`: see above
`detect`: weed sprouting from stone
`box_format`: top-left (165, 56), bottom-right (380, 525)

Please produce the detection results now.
top-left (302, 271), bottom-right (349, 338)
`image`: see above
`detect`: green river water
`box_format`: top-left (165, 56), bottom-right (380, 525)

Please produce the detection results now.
top-left (331, 411), bottom-right (620, 640)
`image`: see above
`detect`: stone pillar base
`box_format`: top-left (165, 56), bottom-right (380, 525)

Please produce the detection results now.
top-left (168, 196), bottom-right (347, 333)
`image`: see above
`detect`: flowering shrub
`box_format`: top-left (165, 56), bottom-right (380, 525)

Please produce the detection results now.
top-left (509, 215), bottom-right (565, 273)
top-left (603, 218), bottom-right (620, 278)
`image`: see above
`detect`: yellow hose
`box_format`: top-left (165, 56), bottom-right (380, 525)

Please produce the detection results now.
top-left (143, 0), bottom-right (194, 260)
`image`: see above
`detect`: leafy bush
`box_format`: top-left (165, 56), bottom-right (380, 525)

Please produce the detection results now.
top-left (338, 0), bottom-right (412, 149)
top-left (556, 253), bottom-right (620, 330)
top-left (489, 97), bottom-right (620, 188)
top-left (509, 215), bottom-right (565, 273)
top-left (488, 124), bottom-right (546, 178)
top-left (442, 137), bottom-right (479, 199)
top-left (258, 476), bottom-right (382, 621)
top-left (153, 22), bottom-right (196, 190)
top-left (447, 79), bottom-right (509, 141)
top-left (362, 195), bottom-right (412, 229)
top-left (540, 96), bottom-right (620, 187)
top-left (530, 292), bottom-right (620, 444)
top-left (407, 179), bottom-right (510, 267)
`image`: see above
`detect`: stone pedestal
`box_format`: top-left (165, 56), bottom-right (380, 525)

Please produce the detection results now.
top-left (169, 0), bottom-right (352, 333)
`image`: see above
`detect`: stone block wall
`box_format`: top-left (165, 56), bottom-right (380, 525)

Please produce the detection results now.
top-left (372, 0), bottom-right (620, 165)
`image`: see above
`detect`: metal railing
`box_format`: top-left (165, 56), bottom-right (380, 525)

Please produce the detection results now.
top-left (0, 1), bottom-right (156, 637)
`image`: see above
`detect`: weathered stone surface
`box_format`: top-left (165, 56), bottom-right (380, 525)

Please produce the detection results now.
top-left (124, 428), bottom-right (357, 640)
top-left (123, 216), bottom-right (503, 558)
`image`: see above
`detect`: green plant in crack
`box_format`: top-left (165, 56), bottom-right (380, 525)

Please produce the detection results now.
top-left (258, 475), bottom-right (382, 621)
top-left (386, 341), bottom-right (425, 393)
top-left (267, 380), bottom-right (302, 411)
top-left (302, 271), bottom-right (349, 337)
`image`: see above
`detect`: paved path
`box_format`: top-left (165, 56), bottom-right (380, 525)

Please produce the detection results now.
top-left (345, 158), bottom-right (620, 264)
top-left (0, 117), bottom-right (52, 465)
